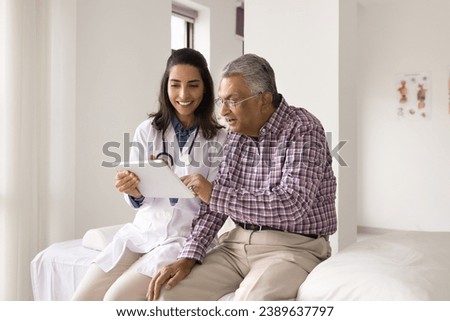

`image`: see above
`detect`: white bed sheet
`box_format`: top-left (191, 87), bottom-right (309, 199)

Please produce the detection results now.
top-left (31, 221), bottom-right (237, 301)
top-left (33, 230), bottom-right (450, 301)
top-left (297, 231), bottom-right (450, 300)
top-left (31, 239), bottom-right (98, 301)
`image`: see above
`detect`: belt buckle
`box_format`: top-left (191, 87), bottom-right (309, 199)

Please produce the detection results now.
top-left (253, 224), bottom-right (263, 231)
top-left (242, 222), bottom-right (263, 231)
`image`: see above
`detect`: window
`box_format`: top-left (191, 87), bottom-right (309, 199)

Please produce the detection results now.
top-left (171, 4), bottom-right (197, 51)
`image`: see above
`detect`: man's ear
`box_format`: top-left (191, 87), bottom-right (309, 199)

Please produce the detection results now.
top-left (261, 92), bottom-right (273, 109)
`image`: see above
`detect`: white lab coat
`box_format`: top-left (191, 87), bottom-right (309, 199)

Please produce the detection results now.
top-left (95, 118), bottom-right (227, 277)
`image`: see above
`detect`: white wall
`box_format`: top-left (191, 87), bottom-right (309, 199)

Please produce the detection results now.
top-left (245, 0), bottom-right (358, 251)
top-left (62, 0), bottom-right (450, 245)
top-left (74, 0), bottom-right (242, 238)
top-left (338, 0), bottom-right (358, 248)
top-left (357, 0), bottom-right (450, 231)
top-left (75, 0), bottom-right (170, 236)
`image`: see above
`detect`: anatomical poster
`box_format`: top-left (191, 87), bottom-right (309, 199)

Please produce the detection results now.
top-left (396, 72), bottom-right (431, 118)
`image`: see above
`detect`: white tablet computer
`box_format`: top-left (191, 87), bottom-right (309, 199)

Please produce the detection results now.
top-left (115, 160), bottom-right (195, 198)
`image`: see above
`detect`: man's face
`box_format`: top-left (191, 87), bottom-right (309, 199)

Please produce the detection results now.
top-left (217, 75), bottom-right (264, 137)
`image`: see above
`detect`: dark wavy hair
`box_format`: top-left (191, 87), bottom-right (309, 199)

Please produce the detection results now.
top-left (149, 48), bottom-right (223, 139)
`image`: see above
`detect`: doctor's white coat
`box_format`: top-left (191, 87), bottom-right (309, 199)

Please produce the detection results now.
top-left (95, 118), bottom-right (227, 277)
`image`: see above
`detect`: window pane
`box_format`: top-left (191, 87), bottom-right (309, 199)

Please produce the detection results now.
top-left (171, 15), bottom-right (187, 50)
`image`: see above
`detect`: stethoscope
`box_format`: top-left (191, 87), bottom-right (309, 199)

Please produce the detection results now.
top-left (155, 126), bottom-right (199, 167)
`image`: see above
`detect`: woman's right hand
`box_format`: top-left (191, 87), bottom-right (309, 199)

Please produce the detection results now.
top-left (115, 170), bottom-right (142, 198)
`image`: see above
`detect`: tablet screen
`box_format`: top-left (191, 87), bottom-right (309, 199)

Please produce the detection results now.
top-left (115, 160), bottom-right (195, 198)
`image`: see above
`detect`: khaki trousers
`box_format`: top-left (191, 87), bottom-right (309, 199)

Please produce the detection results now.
top-left (72, 249), bottom-right (151, 301)
top-left (160, 226), bottom-right (331, 301)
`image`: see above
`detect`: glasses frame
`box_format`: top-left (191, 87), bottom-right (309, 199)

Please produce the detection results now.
top-left (215, 92), bottom-right (262, 109)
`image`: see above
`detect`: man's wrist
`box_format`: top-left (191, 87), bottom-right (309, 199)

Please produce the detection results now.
top-left (178, 258), bottom-right (198, 268)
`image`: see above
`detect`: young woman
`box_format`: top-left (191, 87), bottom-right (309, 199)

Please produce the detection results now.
top-left (72, 48), bottom-right (227, 300)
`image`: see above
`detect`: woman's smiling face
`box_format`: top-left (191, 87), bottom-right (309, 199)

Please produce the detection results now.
top-left (168, 64), bottom-right (204, 127)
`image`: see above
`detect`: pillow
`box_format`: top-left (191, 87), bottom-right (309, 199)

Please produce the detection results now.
top-left (81, 224), bottom-right (124, 251)
top-left (81, 218), bottom-right (235, 251)
top-left (297, 231), bottom-right (450, 300)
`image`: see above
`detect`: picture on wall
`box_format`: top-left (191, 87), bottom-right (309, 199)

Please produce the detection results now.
top-left (396, 71), bottom-right (431, 118)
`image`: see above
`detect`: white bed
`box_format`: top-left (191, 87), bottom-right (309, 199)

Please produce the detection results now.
top-left (298, 231), bottom-right (450, 300)
top-left (31, 224), bottom-right (123, 301)
top-left (31, 228), bottom-right (450, 301)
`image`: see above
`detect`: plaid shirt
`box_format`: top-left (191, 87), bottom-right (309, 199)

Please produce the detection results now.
top-left (179, 98), bottom-right (337, 262)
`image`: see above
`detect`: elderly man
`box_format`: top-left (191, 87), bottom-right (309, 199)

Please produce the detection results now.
top-left (148, 54), bottom-right (337, 301)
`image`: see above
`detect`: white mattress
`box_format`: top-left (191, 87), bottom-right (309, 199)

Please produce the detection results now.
top-left (32, 230), bottom-right (450, 301)
top-left (31, 239), bottom-right (98, 301)
top-left (297, 231), bottom-right (450, 300)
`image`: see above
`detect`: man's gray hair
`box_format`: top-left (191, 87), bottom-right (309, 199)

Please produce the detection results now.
top-left (221, 54), bottom-right (278, 96)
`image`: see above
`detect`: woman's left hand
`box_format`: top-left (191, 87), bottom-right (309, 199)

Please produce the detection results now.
top-left (181, 174), bottom-right (213, 204)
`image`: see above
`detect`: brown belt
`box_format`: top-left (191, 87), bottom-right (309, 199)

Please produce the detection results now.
top-left (235, 221), bottom-right (320, 239)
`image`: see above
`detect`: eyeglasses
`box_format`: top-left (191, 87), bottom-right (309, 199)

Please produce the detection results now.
top-left (214, 92), bottom-right (262, 109)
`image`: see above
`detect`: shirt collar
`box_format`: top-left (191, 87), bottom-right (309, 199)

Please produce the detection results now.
top-left (258, 95), bottom-right (288, 136)
top-left (227, 96), bottom-right (288, 142)
top-left (171, 115), bottom-right (197, 135)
